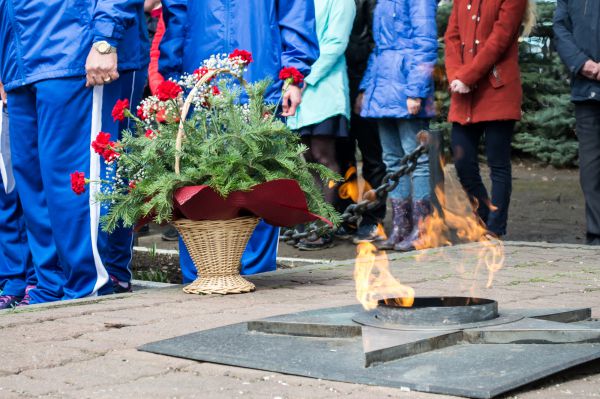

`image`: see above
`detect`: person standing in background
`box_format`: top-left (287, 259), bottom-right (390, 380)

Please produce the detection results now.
top-left (445, 0), bottom-right (531, 238)
top-left (554, 0), bottom-right (600, 246)
top-left (0, 0), bottom-right (149, 303)
top-left (0, 81), bottom-right (36, 308)
top-left (335, 0), bottom-right (388, 245)
top-left (160, 0), bottom-right (319, 282)
top-left (356, 0), bottom-right (438, 252)
top-left (287, 0), bottom-right (356, 250)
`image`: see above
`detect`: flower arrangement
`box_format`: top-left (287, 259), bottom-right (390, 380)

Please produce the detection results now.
top-left (72, 50), bottom-right (340, 233)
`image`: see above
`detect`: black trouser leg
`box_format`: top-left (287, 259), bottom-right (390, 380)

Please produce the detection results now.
top-left (353, 112), bottom-right (386, 225)
top-left (575, 102), bottom-right (600, 240)
top-left (483, 121), bottom-right (514, 236)
top-left (451, 123), bottom-right (490, 224)
top-left (451, 121), bottom-right (514, 235)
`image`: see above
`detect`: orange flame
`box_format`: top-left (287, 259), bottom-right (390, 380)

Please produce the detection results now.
top-left (338, 166), bottom-right (373, 203)
top-left (354, 242), bottom-right (415, 310)
top-left (339, 166), bottom-right (387, 239)
top-left (414, 160), bottom-right (505, 290)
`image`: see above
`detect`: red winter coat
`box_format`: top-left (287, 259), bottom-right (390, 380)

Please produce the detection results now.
top-left (444, 0), bottom-right (527, 125)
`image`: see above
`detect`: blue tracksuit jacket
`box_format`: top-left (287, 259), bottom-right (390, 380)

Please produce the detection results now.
top-left (0, 0), bottom-right (148, 92)
top-left (0, 0), bottom-right (148, 303)
top-left (160, 0), bottom-right (319, 103)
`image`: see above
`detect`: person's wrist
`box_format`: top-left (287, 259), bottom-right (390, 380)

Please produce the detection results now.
top-left (93, 41), bottom-right (117, 55)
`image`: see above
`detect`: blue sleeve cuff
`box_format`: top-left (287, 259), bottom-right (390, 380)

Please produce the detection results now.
top-left (92, 20), bottom-right (124, 47)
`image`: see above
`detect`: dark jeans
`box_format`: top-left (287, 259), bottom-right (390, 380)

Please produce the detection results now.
top-left (336, 110), bottom-right (387, 226)
top-left (575, 102), bottom-right (600, 240)
top-left (451, 121), bottom-right (515, 236)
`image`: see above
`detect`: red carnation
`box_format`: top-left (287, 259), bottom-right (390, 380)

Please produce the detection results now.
top-left (279, 67), bottom-right (304, 85)
top-left (145, 129), bottom-right (157, 139)
top-left (156, 108), bottom-right (180, 124)
top-left (212, 86), bottom-right (221, 96)
top-left (70, 171), bottom-right (87, 195)
top-left (137, 105), bottom-right (147, 121)
top-left (193, 67), bottom-right (213, 83)
top-left (156, 80), bottom-right (183, 101)
top-left (103, 147), bottom-right (120, 163)
top-left (229, 49), bottom-right (253, 64)
top-left (92, 132), bottom-right (111, 155)
top-left (91, 132), bottom-right (120, 162)
top-left (112, 99), bottom-right (130, 122)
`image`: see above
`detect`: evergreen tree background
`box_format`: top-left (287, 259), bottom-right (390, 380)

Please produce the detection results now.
top-left (433, 0), bottom-right (578, 167)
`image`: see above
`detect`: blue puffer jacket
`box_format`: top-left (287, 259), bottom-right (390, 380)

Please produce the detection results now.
top-left (360, 0), bottom-right (437, 119)
top-left (160, 0), bottom-right (320, 103)
top-left (0, 0), bottom-right (149, 92)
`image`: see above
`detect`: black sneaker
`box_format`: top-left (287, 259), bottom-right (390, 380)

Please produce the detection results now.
top-left (111, 276), bottom-right (132, 294)
top-left (161, 226), bottom-right (179, 241)
top-left (297, 234), bottom-right (335, 251)
top-left (352, 223), bottom-right (385, 244)
top-left (334, 225), bottom-right (357, 240)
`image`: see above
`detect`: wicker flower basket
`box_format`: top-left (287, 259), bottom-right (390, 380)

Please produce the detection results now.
top-left (173, 69), bottom-right (260, 295)
top-left (173, 217), bottom-right (259, 294)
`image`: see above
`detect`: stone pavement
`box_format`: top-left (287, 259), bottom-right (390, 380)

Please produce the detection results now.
top-left (0, 242), bottom-right (599, 399)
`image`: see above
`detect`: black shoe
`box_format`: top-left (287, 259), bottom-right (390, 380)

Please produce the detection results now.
top-left (297, 235), bottom-right (335, 251)
top-left (161, 226), bottom-right (179, 241)
top-left (111, 276), bottom-right (132, 294)
top-left (353, 223), bottom-right (386, 244)
top-left (586, 233), bottom-right (600, 246)
top-left (334, 224), bottom-right (357, 240)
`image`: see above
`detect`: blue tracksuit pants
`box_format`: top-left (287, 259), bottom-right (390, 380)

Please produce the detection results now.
top-left (0, 181), bottom-right (36, 297)
top-left (0, 107), bottom-right (35, 297)
top-left (179, 220), bottom-right (279, 283)
top-left (7, 72), bottom-right (146, 303)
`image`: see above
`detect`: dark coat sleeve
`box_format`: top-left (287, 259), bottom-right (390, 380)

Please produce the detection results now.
top-left (553, 0), bottom-right (589, 75)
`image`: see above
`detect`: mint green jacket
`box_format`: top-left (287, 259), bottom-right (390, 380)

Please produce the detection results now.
top-left (287, 0), bottom-right (356, 130)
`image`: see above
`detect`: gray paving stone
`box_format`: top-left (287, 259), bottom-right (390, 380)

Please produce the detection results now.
top-left (0, 242), bottom-right (596, 398)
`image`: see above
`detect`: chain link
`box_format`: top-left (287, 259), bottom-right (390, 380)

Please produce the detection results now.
top-left (282, 143), bottom-right (428, 245)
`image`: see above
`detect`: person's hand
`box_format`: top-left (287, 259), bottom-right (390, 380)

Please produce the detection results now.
top-left (281, 85), bottom-right (302, 117)
top-left (85, 49), bottom-right (119, 87)
top-left (0, 81), bottom-right (6, 106)
top-left (354, 92), bottom-right (364, 115)
top-left (407, 98), bottom-right (422, 115)
top-left (450, 79), bottom-right (470, 94)
top-left (144, 0), bottom-right (161, 12)
top-left (581, 60), bottom-right (600, 80)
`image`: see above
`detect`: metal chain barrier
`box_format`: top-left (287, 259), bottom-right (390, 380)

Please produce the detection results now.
top-left (282, 142), bottom-right (428, 245)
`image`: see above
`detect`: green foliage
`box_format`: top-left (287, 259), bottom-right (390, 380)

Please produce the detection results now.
top-left (98, 77), bottom-right (341, 232)
top-left (434, 1), bottom-right (578, 167)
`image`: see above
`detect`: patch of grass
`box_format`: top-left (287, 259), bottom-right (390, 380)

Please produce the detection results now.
top-left (134, 269), bottom-right (169, 283)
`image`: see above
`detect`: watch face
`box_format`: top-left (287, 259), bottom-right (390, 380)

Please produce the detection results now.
top-left (98, 42), bottom-right (110, 53)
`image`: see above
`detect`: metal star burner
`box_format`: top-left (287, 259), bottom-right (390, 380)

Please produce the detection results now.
top-left (141, 296), bottom-right (600, 398)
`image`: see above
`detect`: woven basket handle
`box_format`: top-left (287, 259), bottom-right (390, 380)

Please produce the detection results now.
top-left (175, 68), bottom-right (246, 175)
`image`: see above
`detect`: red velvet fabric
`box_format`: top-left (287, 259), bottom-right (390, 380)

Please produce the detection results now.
top-left (173, 179), bottom-right (331, 227)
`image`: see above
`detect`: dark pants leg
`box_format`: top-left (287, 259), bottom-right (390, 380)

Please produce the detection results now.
top-left (575, 102), bottom-right (600, 240)
top-left (302, 136), bottom-right (340, 204)
top-left (451, 121), bottom-right (514, 236)
top-left (336, 112), bottom-right (386, 225)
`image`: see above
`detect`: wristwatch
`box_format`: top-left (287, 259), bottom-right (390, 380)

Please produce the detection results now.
top-left (93, 41), bottom-right (117, 55)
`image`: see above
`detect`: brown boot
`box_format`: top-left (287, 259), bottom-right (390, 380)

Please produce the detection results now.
top-left (378, 199), bottom-right (412, 250)
top-left (394, 199), bottom-right (431, 252)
